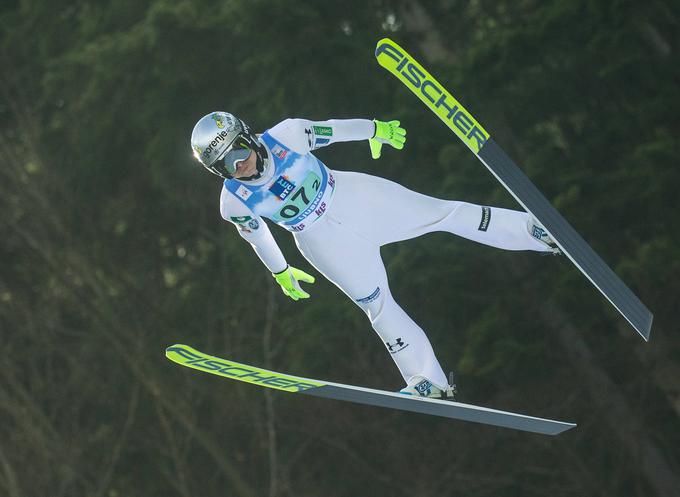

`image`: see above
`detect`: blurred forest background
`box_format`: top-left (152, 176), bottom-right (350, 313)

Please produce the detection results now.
top-left (1, 1), bottom-right (679, 496)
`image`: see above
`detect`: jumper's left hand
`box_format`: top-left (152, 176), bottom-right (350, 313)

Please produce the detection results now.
top-left (369, 119), bottom-right (406, 159)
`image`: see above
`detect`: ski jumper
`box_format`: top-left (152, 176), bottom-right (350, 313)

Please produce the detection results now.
top-left (220, 118), bottom-right (550, 388)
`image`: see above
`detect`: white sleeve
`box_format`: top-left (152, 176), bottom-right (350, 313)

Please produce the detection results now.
top-left (267, 118), bottom-right (375, 154)
top-left (220, 187), bottom-right (288, 274)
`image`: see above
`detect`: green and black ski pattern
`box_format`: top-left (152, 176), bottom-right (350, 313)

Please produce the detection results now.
top-left (375, 38), bottom-right (652, 340)
top-left (167, 344), bottom-right (576, 436)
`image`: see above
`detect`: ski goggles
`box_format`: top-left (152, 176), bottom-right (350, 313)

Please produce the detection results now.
top-left (211, 139), bottom-right (251, 176)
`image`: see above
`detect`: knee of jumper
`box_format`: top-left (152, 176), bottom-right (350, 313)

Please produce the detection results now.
top-left (354, 286), bottom-right (389, 322)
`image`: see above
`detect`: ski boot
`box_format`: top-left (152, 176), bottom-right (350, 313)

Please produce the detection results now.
top-left (399, 372), bottom-right (458, 401)
top-left (528, 217), bottom-right (561, 255)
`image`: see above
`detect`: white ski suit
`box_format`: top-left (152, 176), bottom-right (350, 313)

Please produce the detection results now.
top-left (220, 118), bottom-right (550, 388)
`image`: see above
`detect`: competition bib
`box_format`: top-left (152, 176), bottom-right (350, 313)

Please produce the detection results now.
top-left (224, 132), bottom-right (335, 232)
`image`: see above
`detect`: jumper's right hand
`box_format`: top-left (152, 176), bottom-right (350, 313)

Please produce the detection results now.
top-left (369, 119), bottom-right (407, 159)
top-left (272, 265), bottom-right (315, 301)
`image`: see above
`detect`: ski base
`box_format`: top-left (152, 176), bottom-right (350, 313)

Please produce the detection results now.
top-left (166, 344), bottom-right (576, 436)
top-left (477, 139), bottom-right (652, 339)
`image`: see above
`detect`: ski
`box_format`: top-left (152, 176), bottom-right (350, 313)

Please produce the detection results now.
top-left (375, 38), bottom-right (652, 341)
top-left (166, 344), bottom-right (575, 436)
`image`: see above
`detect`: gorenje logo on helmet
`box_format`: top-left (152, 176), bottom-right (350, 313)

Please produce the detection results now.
top-left (202, 130), bottom-right (230, 161)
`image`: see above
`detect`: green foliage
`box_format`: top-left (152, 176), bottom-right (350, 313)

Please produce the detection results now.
top-left (1, 1), bottom-right (679, 496)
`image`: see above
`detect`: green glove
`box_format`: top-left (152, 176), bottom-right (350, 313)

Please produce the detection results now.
top-left (272, 265), bottom-right (315, 301)
top-left (369, 119), bottom-right (407, 159)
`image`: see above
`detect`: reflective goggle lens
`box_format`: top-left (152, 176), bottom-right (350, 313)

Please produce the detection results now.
top-left (222, 146), bottom-right (251, 174)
